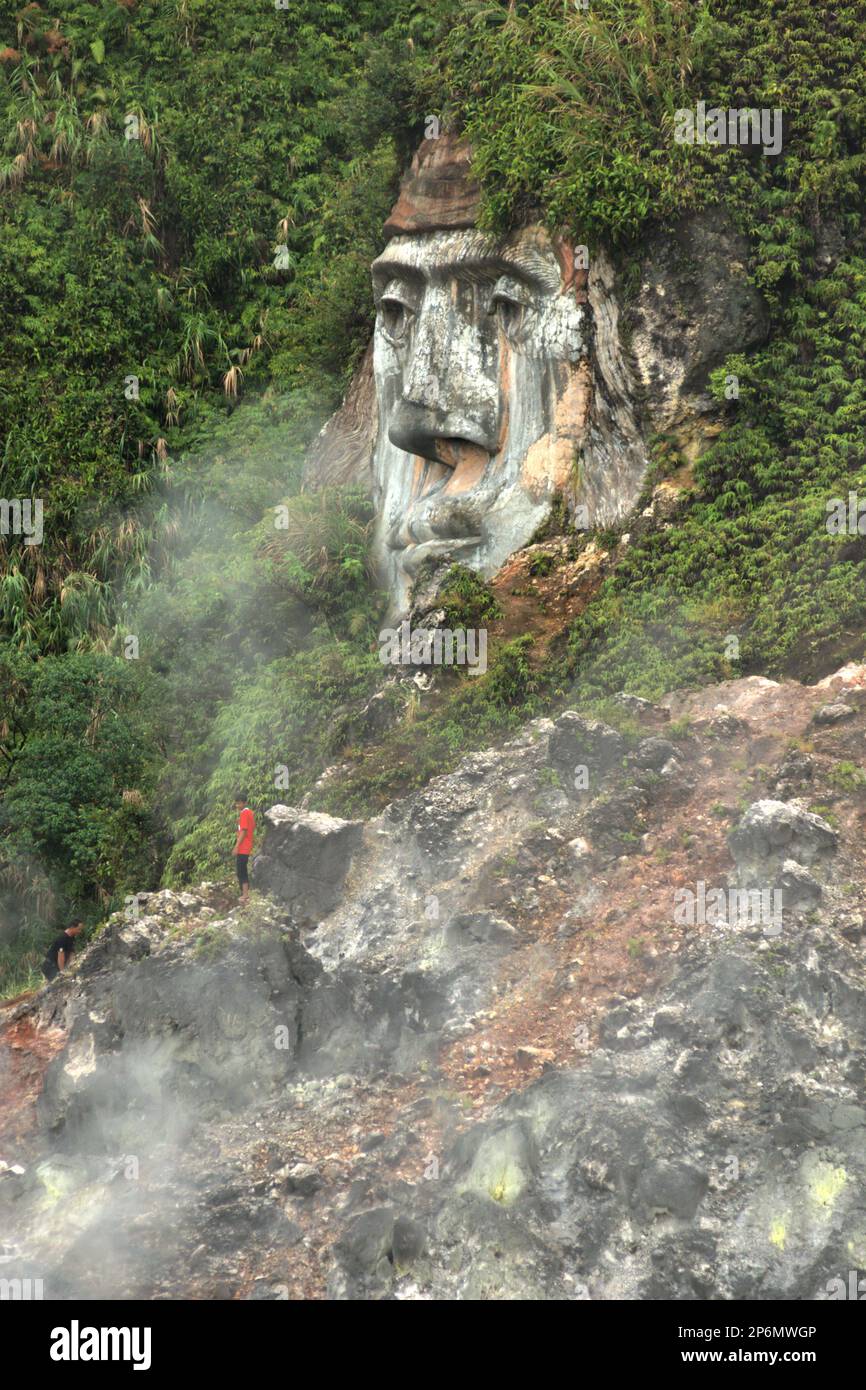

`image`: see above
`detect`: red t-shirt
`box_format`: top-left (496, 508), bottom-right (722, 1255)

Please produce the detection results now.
top-left (237, 807), bottom-right (255, 855)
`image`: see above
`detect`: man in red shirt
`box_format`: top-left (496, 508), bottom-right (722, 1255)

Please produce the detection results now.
top-left (233, 794), bottom-right (255, 904)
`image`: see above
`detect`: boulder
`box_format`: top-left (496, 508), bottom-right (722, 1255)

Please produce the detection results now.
top-left (728, 800), bottom-right (837, 883)
top-left (631, 737), bottom-right (679, 771)
top-left (778, 859), bottom-right (824, 912)
top-left (612, 691), bottom-right (668, 722)
top-left (771, 749), bottom-right (814, 796)
top-left (449, 912), bottom-right (517, 947)
top-left (253, 806), bottom-right (364, 923)
top-left (278, 1162), bottom-right (321, 1197)
top-left (584, 785), bottom-right (649, 856)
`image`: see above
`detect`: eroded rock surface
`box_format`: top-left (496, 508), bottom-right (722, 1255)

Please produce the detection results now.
top-left (3, 668), bottom-right (866, 1300)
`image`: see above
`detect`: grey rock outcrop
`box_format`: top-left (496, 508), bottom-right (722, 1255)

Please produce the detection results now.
top-left (329, 922), bottom-right (866, 1300)
top-left (252, 806), bottom-right (364, 923)
top-left (813, 702), bottom-right (855, 726)
top-left (729, 800), bottom-right (837, 881)
top-left (625, 211), bottom-right (770, 457)
top-left (728, 800), bottom-right (838, 916)
top-left (631, 736), bottom-right (680, 771)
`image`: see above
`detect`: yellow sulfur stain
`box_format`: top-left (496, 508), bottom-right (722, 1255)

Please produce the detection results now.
top-left (769, 1219), bottom-right (787, 1250)
top-left (809, 1163), bottom-right (847, 1210)
top-left (847, 1234), bottom-right (866, 1265)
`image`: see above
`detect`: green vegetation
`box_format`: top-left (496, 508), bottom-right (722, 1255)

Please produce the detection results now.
top-left (0, 0), bottom-right (445, 983)
top-left (565, 252), bottom-right (866, 700)
top-left (827, 760), bottom-right (866, 792)
top-left (436, 563), bottom-right (503, 630)
top-left (0, 646), bottom-right (160, 989)
top-left (0, 0), bottom-right (444, 649)
top-left (317, 633), bottom-right (541, 816)
top-left (527, 552), bottom-right (556, 578)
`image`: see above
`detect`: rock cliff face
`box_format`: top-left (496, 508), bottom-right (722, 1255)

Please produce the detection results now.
top-left (304, 138), bottom-right (769, 618)
top-left (3, 666), bottom-right (866, 1299)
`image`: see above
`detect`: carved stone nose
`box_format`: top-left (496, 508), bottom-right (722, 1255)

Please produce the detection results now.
top-left (388, 283), bottom-right (500, 463)
top-left (388, 401), bottom-right (439, 459)
top-left (389, 400), bottom-right (492, 464)
top-left (389, 390), bottom-right (499, 465)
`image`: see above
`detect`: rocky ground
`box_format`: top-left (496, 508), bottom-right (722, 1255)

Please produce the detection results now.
top-left (3, 664), bottom-right (866, 1300)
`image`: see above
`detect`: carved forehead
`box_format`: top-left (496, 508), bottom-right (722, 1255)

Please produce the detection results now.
top-left (372, 228), bottom-right (562, 293)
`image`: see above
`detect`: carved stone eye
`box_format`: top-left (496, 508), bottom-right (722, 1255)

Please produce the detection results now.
top-left (378, 285), bottom-right (415, 344)
top-left (491, 278), bottom-right (531, 340)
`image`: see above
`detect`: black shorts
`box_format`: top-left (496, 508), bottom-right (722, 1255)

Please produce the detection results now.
top-left (235, 853), bottom-right (249, 886)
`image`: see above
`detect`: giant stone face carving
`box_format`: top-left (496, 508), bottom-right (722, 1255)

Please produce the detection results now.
top-left (372, 226), bottom-right (588, 610)
top-left (371, 137), bottom-right (593, 617)
top-left (358, 135), bottom-right (769, 618)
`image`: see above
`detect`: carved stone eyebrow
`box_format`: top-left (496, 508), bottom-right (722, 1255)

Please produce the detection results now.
top-left (371, 260), bottom-right (425, 293)
top-left (452, 255), bottom-right (552, 291)
top-left (372, 242), bottom-right (560, 294)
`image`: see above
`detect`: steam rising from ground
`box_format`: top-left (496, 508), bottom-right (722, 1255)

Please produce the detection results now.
top-left (3, 914), bottom-right (304, 1299)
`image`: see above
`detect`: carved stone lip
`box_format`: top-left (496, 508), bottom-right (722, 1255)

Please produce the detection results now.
top-left (432, 438), bottom-right (491, 470)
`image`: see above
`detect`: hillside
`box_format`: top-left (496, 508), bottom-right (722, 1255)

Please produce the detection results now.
top-left (2, 0), bottom-right (866, 1319)
top-left (3, 0), bottom-right (866, 977)
top-left (4, 664), bottom-right (866, 1300)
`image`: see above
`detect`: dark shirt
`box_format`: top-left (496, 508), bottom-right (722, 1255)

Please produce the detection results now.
top-left (45, 931), bottom-right (77, 970)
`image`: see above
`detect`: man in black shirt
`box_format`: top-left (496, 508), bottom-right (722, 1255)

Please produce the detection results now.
top-left (41, 921), bottom-right (84, 982)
